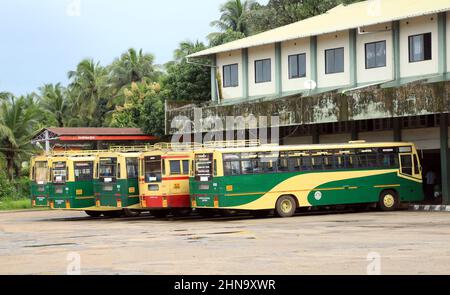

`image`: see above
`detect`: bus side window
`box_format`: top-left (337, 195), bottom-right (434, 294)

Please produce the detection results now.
top-left (182, 160), bottom-right (189, 175)
top-left (170, 160), bottom-right (182, 175)
top-left (213, 159), bottom-right (217, 176)
top-left (413, 155), bottom-right (420, 175)
top-left (400, 155), bottom-right (413, 175)
top-left (117, 163), bottom-right (121, 179)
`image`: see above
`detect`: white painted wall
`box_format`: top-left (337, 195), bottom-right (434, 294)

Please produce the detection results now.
top-left (317, 31), bottom-right (350, 89)
top-left (281, 38), bottom-right (311, 93)
top-left (400, 14), bottom-right (439, 78)
top-left (248, 44), bottom-right (276, 97)
top-left (284, 136), bottom-right (313, 145)
top-left (403, 128), bottom-right (440, 150)
top-left (356, 23), bottom-right (394, 84)
top-left (320, 133), bottom-right (351, 144)
top-left (359, 131), bottom-right (394, 143)
top-left (217, 50), bottom-right (243, 100)
top-left (447, 12), bottom-right (450, 73)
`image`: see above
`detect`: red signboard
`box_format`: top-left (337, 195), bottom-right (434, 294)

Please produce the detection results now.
top-left (59, 136), bottom-right (157, 141)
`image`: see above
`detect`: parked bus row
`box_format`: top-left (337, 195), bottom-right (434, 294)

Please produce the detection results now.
top-left (30, 141), bottom-right (425, 218)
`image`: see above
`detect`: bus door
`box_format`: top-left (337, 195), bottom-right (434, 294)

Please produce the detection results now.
top-left (124, 157), bottom-right (139, 207)
top-left (399, 147), bottom-right (421, 179)
top-left (51, 161), bottom-right (68, 208)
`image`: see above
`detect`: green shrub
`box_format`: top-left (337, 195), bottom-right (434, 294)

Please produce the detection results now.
top-left (0, 171), bottom-right (16, 201)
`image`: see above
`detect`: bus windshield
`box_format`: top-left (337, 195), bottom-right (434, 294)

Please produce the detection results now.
top-left (99, 158), bottom-right (117, 181)
top-left (144, 156), bottom-right (162, 183)
top-left (52, 162), bottom-right (67, 183)
top-left (74, 162), bottom-right (94, 181)
top-left (195, 153), bottom-right (213, 182)
top-left (34, 161), bottom-right (48, 184)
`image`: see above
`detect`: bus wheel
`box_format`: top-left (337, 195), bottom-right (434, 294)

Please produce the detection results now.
top-left (103, 211), bottom-right (123, 218)
top-left (85, 211), bottom-right (102, 218)
top-left (152, 210), bottom-right (169, 218)
top-left (251, 210), bottom-right (272, 218)
top-left (379, 190), bottom-right (399, 211)
top-left (276, 196), bottom-right (297, 218)
top-left (123, 209), bottom-right (141, 217)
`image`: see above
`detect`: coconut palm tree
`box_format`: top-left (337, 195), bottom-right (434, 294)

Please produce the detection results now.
top-left (109, 48), bottom-right (160, 90)
top-left (0, 94), bottom-right (41, 179)
top-left (38, 83), bottom-right (68, 127)
top-left (67, 59), bottom-right (110, 126)
top-left (210, 0), bottom-right (257, 36)
top-left (173, 40), bottom-right (207, 61)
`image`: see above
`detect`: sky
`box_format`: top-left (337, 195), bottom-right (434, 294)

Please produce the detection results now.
top-left (0, 0), bottom-right (267, 96)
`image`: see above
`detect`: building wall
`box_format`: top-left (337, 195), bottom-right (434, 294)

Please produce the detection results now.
top-left (320, 133), bottom-right (351, 144)
top-left (403, 128), bottom-right (440, 150)
top-left (284, 136), bottom-right (313, 145)
top-left (359, 131), bottom-right (394, 143)
top-left (217, 50), bottom-right (243, 100)
top-left (248, 44), bottom-right (276, 97)
top-left (317, 30), bottom-right (350, 89)
top-left (356, 23), bottom-right (394, 84)
top-left (400, 14), bottom-right (439, 78)
top-left (281, 37), bottom-right (311, 93)
top-left (447, 12), bottom-right (450, 73)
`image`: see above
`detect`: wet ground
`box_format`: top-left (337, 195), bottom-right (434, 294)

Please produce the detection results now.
top-left (0, 209), bottom-right (450, 275)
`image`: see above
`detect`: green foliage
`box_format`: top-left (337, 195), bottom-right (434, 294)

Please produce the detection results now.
top-left (0, 198), bottom-right (32, 211)
top-left (0, 95), bottom-right (41, 179)
top-left (0, 171), bottom-right (16, 200)
top-left (245, 0), bottom-right (364, 34)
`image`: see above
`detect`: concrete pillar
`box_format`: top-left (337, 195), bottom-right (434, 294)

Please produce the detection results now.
top-left (310, 36), bottom-right (318, 87)
top-left (275, 42), bottom-right (282, 97)
top-left (440, 113), bottom-right (450, 205)
top-left (438, 12), bottom-right (447, 75)
top-left (312, 125), bottom-right (320, 144)
top-left (349, 29), bottom-right (358, 87)
top-left (393, 118), bottom-right (402, 142)
top-left (350, 121), bottom-right (359, 141)
top-left (392, 21), bottom-right (401, 82)
top-left (211, 55), bottom-right (218, 102)
top-left (242, 48), bottom-right (249, 99)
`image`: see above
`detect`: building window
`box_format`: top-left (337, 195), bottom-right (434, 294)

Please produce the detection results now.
top-left (409, 33), bottom-right (432, 62)
top-left (365, 40), bottom-right (386, 69)
top-left (288, 53), bottom-right (307, 79)
top-left (255, 58), bottom-right (271, 83)
top-left (325, 47), bottom-right (344, 74)
top-left (223, 64), bottom-right (239, 87)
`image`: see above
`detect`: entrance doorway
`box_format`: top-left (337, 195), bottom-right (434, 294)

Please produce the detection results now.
top-left (419, 149), bottom-right (442, 205)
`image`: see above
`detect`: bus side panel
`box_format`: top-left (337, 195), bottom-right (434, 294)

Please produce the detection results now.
top-left (307, 172), bottom-right (424, 206)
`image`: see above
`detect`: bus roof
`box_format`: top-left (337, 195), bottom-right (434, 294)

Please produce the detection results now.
top-left (195, 142), bottom-right (416, 154)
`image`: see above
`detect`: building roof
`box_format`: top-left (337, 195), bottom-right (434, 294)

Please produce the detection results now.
top-left (32, 128), bottom-right (158, 143)
top-left (45, 127), bottom-right (147, 136)
top-left (188, 0), bottom-right (450, 58)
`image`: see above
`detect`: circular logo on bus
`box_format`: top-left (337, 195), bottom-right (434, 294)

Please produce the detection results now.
top-left (314, 191), bottom-right (322, 201)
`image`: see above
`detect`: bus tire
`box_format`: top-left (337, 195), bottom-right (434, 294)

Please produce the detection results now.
top-left (275, 195), bottom-right (297, 218)
top-left (123, 209), bottom-right (141, 217)
top-left (379, 190), bottom-right (399, 211)
top-left (85, 211), bottom-right (101, 218)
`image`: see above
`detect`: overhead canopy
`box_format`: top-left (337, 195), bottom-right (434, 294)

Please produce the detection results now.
top-left (188, 0), bottom-right (450, 58)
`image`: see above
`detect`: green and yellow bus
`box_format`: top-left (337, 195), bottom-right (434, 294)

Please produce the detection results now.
top-left (48, 153), bottom-right (99, 217)
top-left (30, 155), bottom-right (51, 208)
top-left (91, 151), bottom-right (141, 217)
top-left (190, 141), bottom-right (424, 218)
